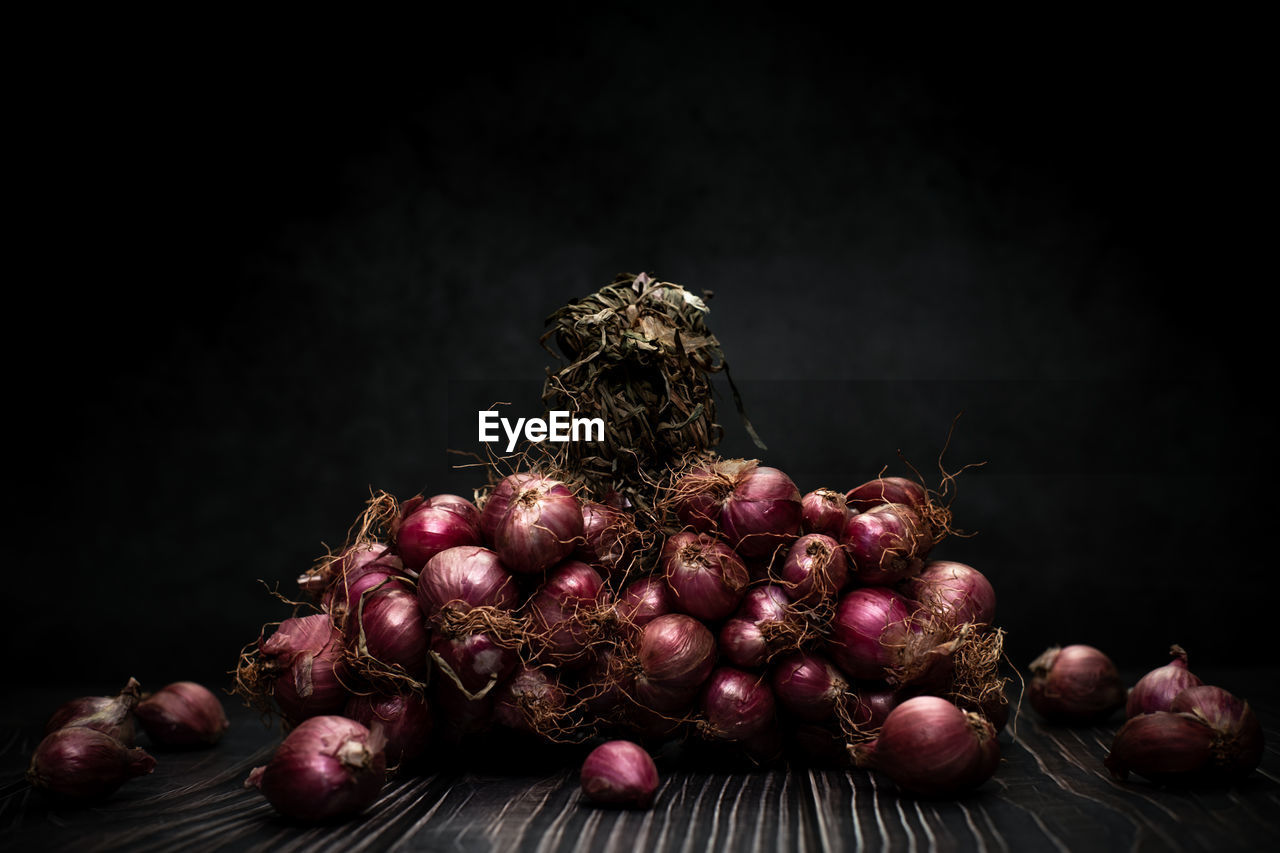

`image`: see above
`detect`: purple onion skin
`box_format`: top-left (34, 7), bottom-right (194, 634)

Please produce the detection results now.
top-left (780, 534), bottom-right (849, 605)
top-left (701, 667), bottom-right (777, 742)
top-left (491, 476), bottom-right (584, 575)
top-left (662, 532), bottom-right (750, 623)
top-left (828, 587), bottom-right (912, 680)
top-left (324, 562), bottom-right (411, 623)
top-left (246, 715), bottom-right (387, 823)
top-left (1105, 711), bottom-right (1218, 784)
top-left (1028, 645), bottom-right (1126, 725)
top-left (801, 489), bottom-right (852, 538)
top-left (396, 502), bottom-right (481, 570)
top-left (45, 677), bottom-right (141, 745)
top-left (417, 545), bottom-right (519, 618)
top-left (580, 740), bottom-right (660, 808)
top-left (871, 696), bottom-right (999, 797)
top-left (350, 587), bottom-right (431, 679)
top-left (673, 464), bottom-right (733, 532)
top-left (430, 631), bottom-right (519, 697)
top-left (719, 466), bottom-right (803, 560)
top-left (303, 541), bottom-right (399, 598)
top-left (770, 652), bottom-right (848, 724)
top-left (901, 561), bottom-right (996, 627)
top-left (344, 693), bottom-right (433, 767)
top-left (493, 666), bottom-right (567, 735)
top-left (719, 585), bottom-right (797, 668)
top-left (845, 477), bottom-right (928, 513)
top-left (261, 614), bottom-right (351, 723)
top-left (1170, 686), bottom-right (1265, 778)
top-left (135, 682), bottom-right (229, 749)
top-left (577, 501), bottom-right (642, 578)
top-left (720, 619), bottom-right (770, 669)
top-left (841, 503), bottom-right (929, 585)
top-left (478, 475), bottom-right (521, 544)
top-left (1126, 646), bottom-right (1203, 717)
top-left (636, 614), bottom-right (718, 712)
top-left (424, 493), bottom-right (481, 526)
top-left (528, 560), bottom-right (608, 664)
top-left (27, 727), bottom-right (156, 800)
top-left (617, 576), bottom-right (675, 631)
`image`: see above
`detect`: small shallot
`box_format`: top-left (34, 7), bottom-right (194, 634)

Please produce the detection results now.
top-left (246, 715), bottom-right (387, 822)
top-left (45, 677), bottom-right (142, 745)
top-left (27, 727), bottom-right (156, 801)
top-left (1126, 645), bottom-right (1202, 717)
top-left (1027, 644), bottom-right (1125, 725)
top-left (863, 696), bottom-right (999, 797)
top-left (135, 682), bottom-right (229, 748)
top-left (580, 739), bottom-right (659, 808)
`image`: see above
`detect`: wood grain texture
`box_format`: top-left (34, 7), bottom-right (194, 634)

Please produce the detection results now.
top-left (3, 673), bottom-right (1278, 852)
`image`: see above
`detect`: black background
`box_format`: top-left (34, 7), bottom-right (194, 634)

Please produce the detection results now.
top-left (9, 11), bottom-right (1270, 690)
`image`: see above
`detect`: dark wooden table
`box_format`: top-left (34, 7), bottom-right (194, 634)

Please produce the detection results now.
top-left (4, 670), bottom-right (1279, 852)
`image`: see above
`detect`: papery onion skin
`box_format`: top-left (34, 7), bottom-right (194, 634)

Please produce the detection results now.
top-left (302, 541), bottom-right (399, 598)
top-left (870, 696), bottom-right (999, 797)
top-left (577, 501), bottom-right (643, 579)
top-left (528, 560), bottom-right (608, 665)
top-left (417, 546), bottom-right (519, 619)
top-left (1170, 686), bottom-right (1264, 778)
top-left (662, 532), bottom-right (750, 623)
top-left (801, 489), bottom-right (852, 538)
top-left (430, 631), bottom-right (519, 698)
top-left (617, 576), bottom-right (675, 630)
top-left (719, 466), bottom-right (803, 560)
top-left (1105, 711), bottom-right (1217, 784)
top-left (396, 501), bottom-right (481, 570)
top-left (491, 476), bottom-right (585, 575)
top-left (841, 503), bottom-right (929, 585)
top-left (27, 727), bottom-right (156, 801)
top-left (1126, 645), bottom-right (1203, 718)
top-left (769, 652), bottom-right (849, 724)
top-left (493, 665), bottom-right (568, 736)
top-left (45, 678), bottom-right (142, 745)
top-left (719, 585), bottom-right (799, 669)
top-left (323, 558), bottom-right (411, 626)
top-left (671, 463), bottom-right (735, 532)
top-left (635, 613), bottom-right (718, 712)
top-left (845, 477), bottom-right (928, 513)
top-left (424, 493), bottom-right (481, 526)
top-left (478, 473), bottom-right (532, 544)
top-left (344, 692), bottom-right (433, 767)
top-left (245, 715), bottom-right (387, 822)
top-left (828, 587), bottom-right (913, 680)
top-left (349, 587), bottom-right (431, 680)
top-left (580, 740), bottom-right (660, 808)
top-left (701, 667), bottom-right (776, 742)
top-left (779, 534), bottom-right (849, 605)
top-left (260, 614), bottom-right (351, 723)
top-left (1027, 644), bottom-right (1126, 725)
top-left (901, 561), bottom-right (996, 627)
top-left (135, 682), bottom-right (229, 749)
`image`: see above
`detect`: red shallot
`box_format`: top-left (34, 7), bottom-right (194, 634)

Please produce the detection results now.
top-left (1027, 644), bottom-right (1125, 725)
top-left (580, 739), bottom-right (659, 808)
top-left (1126, 645), bottom-right (1202, 717)
top-left (246, 715), bottom-right (387, 822)
top-left (27, 727), bottom-right (156, 801)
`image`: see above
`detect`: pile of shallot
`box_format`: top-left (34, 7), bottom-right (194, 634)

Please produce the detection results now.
top-left (235, 458), bottom-right (1014, 820)
top-left (27, 679), bottom-right (228, 802)
top-left (1027, 644), bottom-right (1264, 785)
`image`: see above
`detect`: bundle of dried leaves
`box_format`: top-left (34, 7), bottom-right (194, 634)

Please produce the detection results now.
top-left (540, 272), bottom-right (763, 509)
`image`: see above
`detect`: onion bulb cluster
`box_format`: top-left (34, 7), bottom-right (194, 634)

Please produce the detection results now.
top-left (226, 460), bottom-right (1012, 816)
